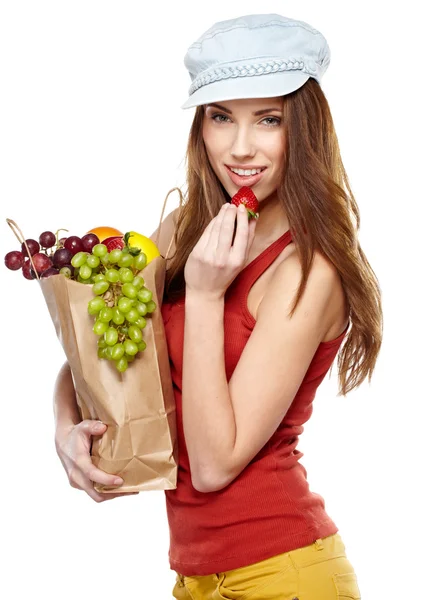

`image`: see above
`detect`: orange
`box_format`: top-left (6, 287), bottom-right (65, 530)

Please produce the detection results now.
top-left (87, 226), bottom-right (123, 242)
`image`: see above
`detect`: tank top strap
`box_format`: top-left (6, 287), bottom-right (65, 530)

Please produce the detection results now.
top-left (230, 229), bottom-right (293, 296)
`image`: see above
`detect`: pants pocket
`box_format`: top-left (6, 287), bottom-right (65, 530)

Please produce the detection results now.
top-left (332, 572), bottom-right (361, 599)
top-left (216, 554), bottom-right (298, 600)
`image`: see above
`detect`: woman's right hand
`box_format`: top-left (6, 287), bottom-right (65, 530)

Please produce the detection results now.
top-left (55, 419), bottom-right (139, 503)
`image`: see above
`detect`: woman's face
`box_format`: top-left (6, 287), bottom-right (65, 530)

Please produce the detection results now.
top-left (202, 97), bottom-right (286, 203)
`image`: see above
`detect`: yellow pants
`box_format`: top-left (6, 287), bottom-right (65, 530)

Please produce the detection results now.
top-left (172, 533), bottom-right (360, 599)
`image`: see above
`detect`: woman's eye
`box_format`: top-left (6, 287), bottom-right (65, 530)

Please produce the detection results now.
top-left (262, 117), bottom-right (281, 127)
top-left (211, 113), bottom-right (230, 124)
top-left (211, 114), bottom-right (281, 127)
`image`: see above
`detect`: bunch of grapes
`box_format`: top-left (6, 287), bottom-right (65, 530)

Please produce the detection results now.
top-left (5, 227), bottom-right (156, 372)
top-left (85, 242), bottom-right (156, 372)
top-left (4, 229), bottom-right (107, 280)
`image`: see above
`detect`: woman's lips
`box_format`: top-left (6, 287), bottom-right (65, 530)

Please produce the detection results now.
top-left (225, 165), bottom-right (266, 187)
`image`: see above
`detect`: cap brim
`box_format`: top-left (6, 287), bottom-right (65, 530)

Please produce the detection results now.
top-left (180, 70), bottom-right (311, 109)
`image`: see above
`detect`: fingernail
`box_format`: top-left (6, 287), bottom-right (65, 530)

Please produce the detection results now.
top-left (114, 478), bottom-right (123, 485)
top-left (238, 204), bottom-right (245, 213)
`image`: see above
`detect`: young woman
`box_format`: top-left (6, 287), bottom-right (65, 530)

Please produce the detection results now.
top-left (53, 14), bottom-right (382, 600)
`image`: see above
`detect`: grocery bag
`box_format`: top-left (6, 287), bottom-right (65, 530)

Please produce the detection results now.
top-left (7, 187), bottom-right (183, 493)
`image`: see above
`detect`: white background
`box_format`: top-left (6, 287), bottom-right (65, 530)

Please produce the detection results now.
top-left (1, 1), bottom-right (434, 599)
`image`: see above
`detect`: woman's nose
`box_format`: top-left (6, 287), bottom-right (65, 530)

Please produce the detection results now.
top-left (230, 126), bottom-right (255, 157)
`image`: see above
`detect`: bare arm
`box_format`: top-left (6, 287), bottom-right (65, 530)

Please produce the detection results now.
top-left (53, 361), bottom-right (81, 443)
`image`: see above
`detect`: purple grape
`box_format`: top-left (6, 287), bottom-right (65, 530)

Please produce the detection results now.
top-left (64, 236), bottom-right (84, 256)
top-left (32, 252), bottom-right (53, 274)
top-left (39, 231), bottom-right (56, 248)
top-left (21, 239), bottom-right (40, 258)
top-left (41, 267), bottom-right (59, 278)
top-left (5, 250), bottom-right (24, 271)
top-left (81, 233), bottom-right (99, 252)
top-left (22, 259), bottom-right (35, 280)
top-left (53, 247), bottom-right (73, 269)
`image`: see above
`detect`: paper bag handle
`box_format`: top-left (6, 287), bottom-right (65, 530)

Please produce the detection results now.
top-left (155, 187), bottom-right (184, 260)
top-left (6, 218), bottom-right (41, 281)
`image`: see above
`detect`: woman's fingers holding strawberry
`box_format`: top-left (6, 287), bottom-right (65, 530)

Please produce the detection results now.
top-left (232, 204), bottom-right (256, 264)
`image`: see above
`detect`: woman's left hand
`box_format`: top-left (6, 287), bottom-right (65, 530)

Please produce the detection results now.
top-left (184, 203), bottom-right (257, 301)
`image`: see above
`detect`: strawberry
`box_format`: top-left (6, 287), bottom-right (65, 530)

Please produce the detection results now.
top-left (102, 236), bottom-right (125, 252)
top-left (230, 186), bottom-right (259, 219)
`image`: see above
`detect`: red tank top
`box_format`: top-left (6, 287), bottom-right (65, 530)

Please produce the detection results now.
top-left (161, 229), bottom-right (349, 576)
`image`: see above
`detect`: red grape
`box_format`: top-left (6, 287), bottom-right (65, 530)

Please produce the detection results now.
top-left (5, 250), bottom-right (24, 270)
top-left (81, 233), bottom-right (99, 252)
top-left (39, 231), bottom-right (56, 248)
top-left (41, 267), bottom-right (59, 278)
top-left (59, 237), bottom-right (67, 246)
top-left (64, 236), bottom-right (84, 255)
top-left (22, 259), bottom-right (35, 280)
top-left (32, 252), bottom-right (53, 274)
top-left (21, 239), bottom-right (40, 257)
top-left (53, 247), bottom-right (73, 268)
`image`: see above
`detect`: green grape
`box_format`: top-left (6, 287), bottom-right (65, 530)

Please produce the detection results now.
top-left (87, 255), bottom-right (100, 269)
top-left (136, 301), bottom-right (147, 316)
top-left (116, 356), bottom-right (128, 372)
top-left (111, 343), bottom-right (125, 361)
top-left (126, 354), bottom-right (135, 362)
top-left (124, 339), bottom-right (138, 356)
top-left (119, 267), bottom-right (134, 283)
top-left (88, 297), bottom-right (106, 315)
top-left (104, 327), bottom-right (118, 346)
top-left (112, 307), bottom-right (125, 324)
top-left (97, 337), bottom-right (107, 349)
top-left (106, 346), bottom-right (114, 359)
top-left (77, 275), bottom-right (91, 284)
top-left (132, 275), bottom-right (144, 289)
top-left (60, 266), bottom-right (73, 278)
top-left (134, 253), bottom-right (147, 270)
top-left (121, 247), bottom-right (130, 254)
top-left (125, 308), bottom-right (140, 323)
top-left (101, 253), bottom-right (111, 266)
top-left (92, 244), bottom-right (108, 257)
top-left (106, 269), bottom-right (119, 283)
top-left (137, 340), bottom-right (146, 352)
top-left (118, 296), bottom-right (133, 313)
top-left (120, 325), bottom-right (129, 335)
top-left (98, 348), bottom-right (107, 359)
top-left (109, 249), bottom-right (123, 263)
top-left (99, 307), bottom-right (114, 323)
top-left (137, 288), bottom-right (152, 303)
top-left (122, 283), bottom-right (137, 299)
top-left (135, 316), bottom-right (147, 329)
top-left (79, 264), bottom-right (92, 280)
top-left (93, 280), bottom-right (110, 295)
top-left (117, 253), bottom-right (134, 268)
top-left (71, 252), bottom-right (88, 268)
top-left (128, 325), bottom-right (142, 343)
top-left (93, 273), bottom-right (106, 282)
top-left (146, 300), bottom-right (156, 313)
top-left (93, 320), bottom-right (109, 335)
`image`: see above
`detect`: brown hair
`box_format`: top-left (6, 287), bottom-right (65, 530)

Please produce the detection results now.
top-left (164, 78), bottom-right (383, 397)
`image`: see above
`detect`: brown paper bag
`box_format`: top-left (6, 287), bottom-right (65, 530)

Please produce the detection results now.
top-left (7, 187), bottom-right (183, 493)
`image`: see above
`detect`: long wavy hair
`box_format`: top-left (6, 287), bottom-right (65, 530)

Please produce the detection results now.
top-left (164, 78), bottom-right (383, 397)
